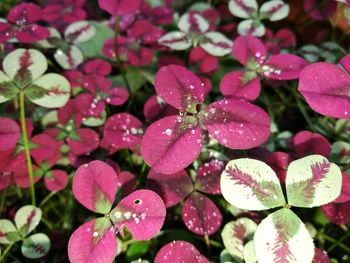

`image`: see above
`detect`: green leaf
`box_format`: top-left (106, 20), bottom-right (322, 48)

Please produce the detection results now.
top-left (254, 208), bottom-right (314, 263)
top-left (21, 233), bottom-right (50, 259)
top-left (330, 141), bottom-right (350, 164)
top-left (76, 21), bottom-right (113, 58)
top-left (0, 219), bottom-right (21, 244)
top-left (0, 72), bottom-right (18, 103)
top-left (286, 155), bottom-right (342, 208)
top-left (126, 241), bottom-right (150, 261)
top-left (25, 73), bottom-right (71, 108)
top-left (221, 158), bottom-right (285, 211)
top-left (109, 67), bottom-right (146, 93)
top-left (14, 205), bottom-right (42, 237)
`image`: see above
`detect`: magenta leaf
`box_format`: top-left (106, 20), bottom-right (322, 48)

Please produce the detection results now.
top-left (141, 115), bottom-right (202, 174)
top-left (304, 0), bottom-right (337, 20)
top-left (154, 241), bottom-right (210, 263)
top-left (143, 95), bottom-right (178, 122)
top-left (68, 218), bottom-right (117, 263)
top-left (232, 35), bottom-right (266, 66)
top-left (220, 70), bottom-right (260, 101)
top-left (67, 128), bottom-right (100, 156)
top-left (44, 170), bottom-right (69, 192)
top-left (335, 172), bottom-right (350, 203)
top-left (98, 0), bottom-right (141, 16)
top-left (195, 160), bottom-right (225, 195)
top-left (312, 248), bottom-right (330, 263)
top-left (111, 189), bottom-right (166, 240)
top-left (0, 117), bottom-right (20, 151)
top-left (200, 98), bottom-right (270, 149)
top-left (321, 201), bottom-right (350, 225)
top-left (264, 151), bottom-right (291, 184)
top-left (30, 134), bottom-right (62, 167)
top-left (72, 160), bottom-right (119, 214)
top-left (154, 65), bottom-right (205, 112)
top-left (181, 192), bottom-right (222, 236)
top-left (298, 62), bottom-right (350, 118)
top-left (293, 130), bottom-right (331, 158)
top-left (147, 169), bottom-right (193, 207)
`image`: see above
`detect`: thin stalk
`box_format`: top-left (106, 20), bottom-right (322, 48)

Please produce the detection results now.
top-left (318, 233), bottom-right (350, 253)
top-left (0, 187), bottom-right (7, 217)
top-left (19, 91), bottom-right (35, 206)
top-left (0, 243), bottom-right (14, 262)
top-left (40, 191), bottom-right (58, 207)
top-left (204, 234), bottom-right (211, 254)
top-left (328, 232), bottom-right (350, 252)
top-left (113, 16), bottom-right (130, 91)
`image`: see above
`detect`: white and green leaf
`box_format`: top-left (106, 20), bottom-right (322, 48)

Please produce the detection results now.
top-left (25, 73), bottom-right (71, 108)
top-left (158, 31), bottom-right (192, 50)
top-left (0, 71), bottom-right (18, 103)
top-left (64, 21), bottom-right (96, 44)
top-left (21, 233), bottom-right (50, 259)
top-left (286, 155), bottom-right (342, 208)
top-left (221, 158), bottom-right (285, 211)
top-left (54, 46), bottom-right (84, 70)
top-left (221, 218), bottom-right (257, 261)
top-left (237, 19), bottom-right (265, 37)
top-left (0, 219), bottom-right (21, 244)
top-left (3, 49), bottom-right (47, 88)
top-left (178, 13), bottom-right (209, 34)
top-left (259, 0), bottom-right (289, 21)
top-left (200, 32), bottom-right (233, 56)
top-left (243, 240), bottom-right (257, 263)
top-left (330, 141), bottom-right (350, 164)
top-left (254, 208), bottom-right (314, 263)
top-left (14, 205), bottom-right (42, 237)
top-left (228, 0), bottom-right (258, 19)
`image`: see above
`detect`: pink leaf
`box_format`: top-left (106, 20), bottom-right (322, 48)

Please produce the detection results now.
top-left (30, 134), bottom-right (62, 167)
top-left (154, 65), bottom-right (205, 112)
top-left (298, 62), bottom-right (350, 118)
top-left (232, 35), bottom-right (266, 66)
top-left (321, 201), bottom-right (350, 225)
top-left (7, 3), bottom-right (43, 24)
top-left (200, 98), bottom-right (270, 149)
top-left (303, 0), bottom-right (337, 20)
top-left (83, 59), bottom-right (112, 76)
top-left (98, 0), bottom-right (141, 16)
top-left (67, 128), bottom-right (100, 156)
top-left (111, 189), bottom-right (166, 240)
top-left (141, 115), bottom-right (202, 174)
top-left (335, 172), bottom-right (350, 203)
top-left (0, 117), bottom-right (20, 151)
top-left (143, 95), bottom-right (178, 122)
top-left (195, 160), bottom-right (225, 195)
top-left (154, 241), bottom-right (210, 263)
top-left (44, 170), bottom-right (69, 192)
top-left (68, 218), bottom-right (117, 263)
top-left (106, 87), bottom-right (128, 106)
top-left (312, 248), bottom-right (330, 263)
top-left (293, 131), bottom-right (331, 158)
top-left (72, 160), bottom-right (119, 214)
top-left (261, 54), bottom-right (308, 80)
top-left (264, 151), bottom-right (291, 184)
top-left (147, 169), bottom-right (193, 207)
top-left (182, 192), bottom-right (222, 235)
top-left (220, 70), bottom-right (260, 101)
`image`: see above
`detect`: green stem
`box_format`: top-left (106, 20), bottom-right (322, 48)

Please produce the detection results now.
top-left (0, 187), bottom-right (7, 217)
top-left (40, 191), bottom-right (58, 207)
top-left (114, 16), bottom-right (130, 91)
top-left (318, 233), bottom-right (350, 253)
top-left (19, 91), bottom-right (35, 206)
top-left (0, 243), bottom-right (14, 262)
top-left (328, 232), bottom-right (350, 252)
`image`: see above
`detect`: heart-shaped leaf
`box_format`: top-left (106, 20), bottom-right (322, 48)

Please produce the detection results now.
top-left (3, 49), bottom-right (47, 88)
top-left (21, 233), bottom-right (50, 259)
top-left (0, 71), bottom-right (18, 103)
top-left (147, 169), bottom-right (193, 207)
top-left (158, 31), bottom-right (192, 50)
top-left (65, 21), bottom-right (96, 44)
top-left (154, 65), bottom-right (205, 112)
top-left (195, 159), bottom-right (225, 195)
top-left (237, 19), bottom-right (265, 37)
top-left (259, 0), bottom-right (289, 21)
top-left (154, 241), bottom-right (210, 263)
top-left (67, 128), bottom-right (100, 156)
top-left (286, 155), bottom-right (342, 208)
top-left (232, 35), bottom-right (266, 66)
top-left (293, 131), bottom-right (331, 158)
top-left (111, 189), bottom-right (166, 240)
top-left (141, 115), bottom-right (202, 174)
top-left (178, 13), bottom-right (209, 34)
top-left (14, 205), bottom-right (42, 236)
top-left (25, 73), bottom-right (71, 108)
top-left (200, 32), bottom-right (233, 56)
top-left (228, 0), bottom-right (258, 19)
top-left (254, 208), bottom-right (314, 263)
top-left (221, 218), bottom-right (257, 260)
top-left (298, 62), bottom-right (350, 118)
top-left (0, 117), bottom-right (20, 151)
top-left (68, 218), bottom-right (117, 263)
top-left (0, 219), bottom-right (21, 244)
top-left (44, 170), bottom-right (69, 192)
top-left (181, 192), bottom-right (222, 236)
top-left (54, 46), bottom-right (84, 70)
top-left (221, 158), bottom-right (285, 210)
top-left (200, 98), bottom-right (271, 149)
top-left (98, 0), bottom-right (141, 16)
top-left (243, 240), bottom-right (258, 263)
top-left (72, 160), bottom-right (119, 214)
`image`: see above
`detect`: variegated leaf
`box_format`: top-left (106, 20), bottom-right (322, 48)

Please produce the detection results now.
top-left (237, 20), bottom-right (265, 37)
top-left (21, 233), bottom-right (50, 259)
top-left (14, 205), bottom-right (42, 236)
top-left (243, 240), bottom-right (257, 263)
top-left (3, 49), bottom-right (47, 88)
top-left (0, 219), bottom-right (21, 244)
top-left (35, 27), bottom-right (62, 49)
top-left (178, 13), bottom-right (209, 34)
top-left (228, 0), bottom-right (258, 19)
top-left (0, 71), bottom-right (18, 103)
top-left (25, 73), bottom-right (71, 108)
top-left (254, 208), bottom-right (314, 263)
top-left (54, 46), bottom-right (84, 70)
top-left (158, 31), bottom-right (192, 50)
top-left (200, 32), bottom-right (233, 56)
top-left (221, 218), bottom-right (257, 261)
top-left (330, 141), bottom-right (350, 164)
top-left (221, 158), bottom-right (285, 210)
top-left (259, 0), bottom-right (289, 21)
top-left (64, 21), bottom-right (96, 44)
top-left (286, 155), bottom-right (342, 208)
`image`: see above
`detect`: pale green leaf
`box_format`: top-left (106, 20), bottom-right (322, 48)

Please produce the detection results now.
top-left (21, 233), bottom-right (50, 259)
top-left (14, 205), bottom-right (42, 236)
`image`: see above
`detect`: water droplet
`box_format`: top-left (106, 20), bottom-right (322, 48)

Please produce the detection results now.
top-left (124, 212), bottom-right (131, 219)
top-left (93, 231), bottom-right (98, 237)
top-left (114, 211), bottom-right (121, 218)
top-left (165, 128), bottom-right (172, 136)
top-left (189, 84), bottom-right (194, 89)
